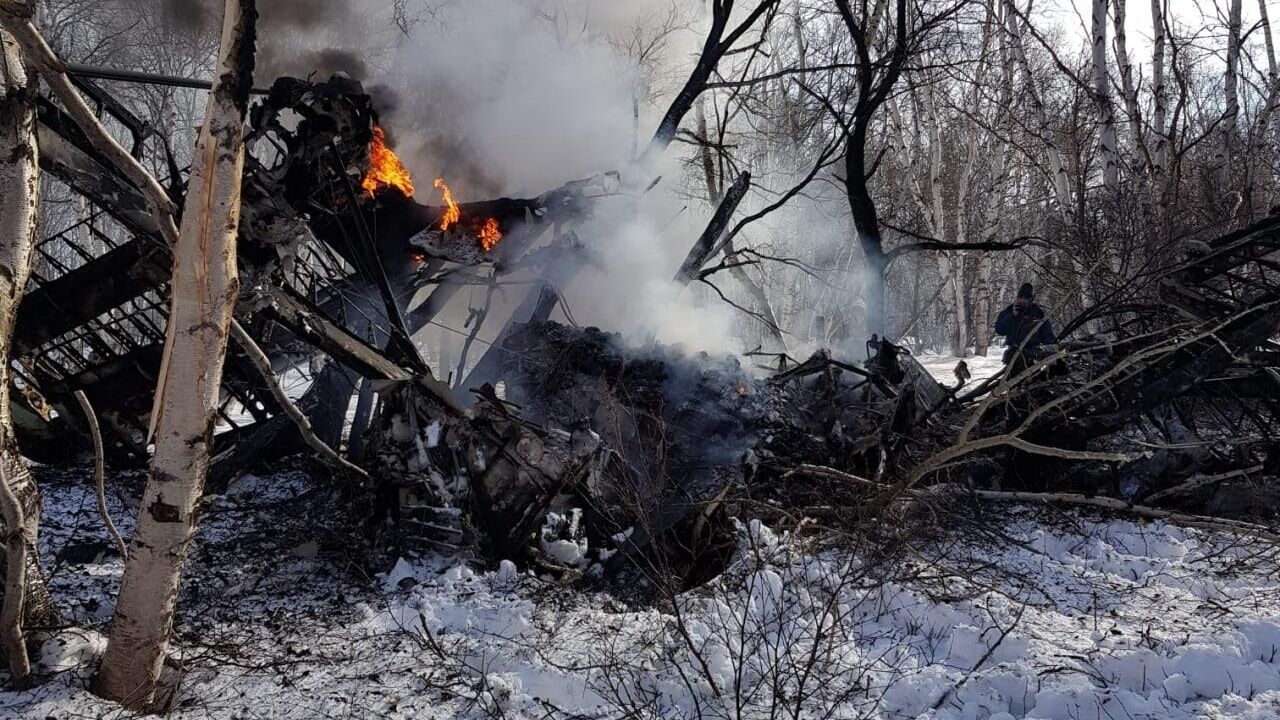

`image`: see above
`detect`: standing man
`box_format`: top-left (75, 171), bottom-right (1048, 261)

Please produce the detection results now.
top-left (994, 283), bottom-right (1056, 364)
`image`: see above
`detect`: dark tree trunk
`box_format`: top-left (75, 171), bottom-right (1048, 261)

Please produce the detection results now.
top-left (845, 125), bottom-right (887, 339)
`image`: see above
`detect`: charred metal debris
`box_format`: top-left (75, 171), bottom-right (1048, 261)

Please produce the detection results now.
top-left (17, 75), bottom-right (1280, 585)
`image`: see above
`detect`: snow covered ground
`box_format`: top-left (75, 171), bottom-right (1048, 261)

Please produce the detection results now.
top-left (5, 469), bottom-right (1280, 719)
top-left (916, 350), bottom-right (1008, 387)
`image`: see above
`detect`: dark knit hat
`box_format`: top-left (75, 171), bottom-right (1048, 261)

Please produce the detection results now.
top-left (1017, 282), bottom-right (1035, 300)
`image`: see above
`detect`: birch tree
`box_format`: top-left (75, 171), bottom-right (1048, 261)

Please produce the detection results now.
top-left (898, 75), bottom-right (969, 355)
top-left (924, 82), bottom-right (969, 356)
top-left (1220, 0), bottom-right (1243, 186)
top-left (94, 0), bottom-right (257, 707)
top-left (0, 10), bottom-right (57, 683)
top-left (972, 0), bottom-right (1013, 356)
top-left (1111, 0), bottom-right (1142, 159)
top-left (1253, 0), bottom-right (1280, 212)
top-left (1150, 0), bottom-right (1169, 183)
top-left (1092, 0), bottom-right (1119, 196)
top-left (1005, 0), bottom-right (1071, 214)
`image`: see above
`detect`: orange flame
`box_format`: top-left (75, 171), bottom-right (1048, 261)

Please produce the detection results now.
top-left (434, 177), bottom-right (503, 253)
top-left (434, 178), bottom-right (460, 230)
top-left (477, 217), bottom-right (503, 252)
top-left (361, 126), bottom-right (415, 198)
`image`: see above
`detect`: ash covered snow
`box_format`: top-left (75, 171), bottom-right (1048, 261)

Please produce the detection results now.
top-left (4, 468), bottom-right (1280, 719)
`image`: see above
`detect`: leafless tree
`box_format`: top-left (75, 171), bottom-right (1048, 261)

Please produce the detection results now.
top-left (0, 2), bottom-right (58, 684)
top-left (94, 0), bottom-right (257, 708)
top-left (817, 0), bottom-right (969, 339)
top-left (642, 0), bottom-right (782, 165)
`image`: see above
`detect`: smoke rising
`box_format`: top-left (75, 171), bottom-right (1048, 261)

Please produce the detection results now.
top-left (374, 1), bottom-right (643, 196)
top-left (155, 0), bottom-right (214, 31)
top-left (145, 0), bottom-right (390, 80)
top-left (360, 0), bottom-right (742, 355)
top-left (147, 0), bottom-right (748, 356)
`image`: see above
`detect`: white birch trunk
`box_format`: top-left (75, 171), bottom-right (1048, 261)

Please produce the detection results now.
top-left (926, 88), bottom-right (968, 356)
top-left (1006, 0), bottom-right (1071, 212)
top-left (892, 92), bottom-right (931, 224)
top-left (1111, 0), bottom-right (1142, 159)
top-left (898, 78), bottom-right (968, 355)
top-left (1092, 0), bottom-right (1119, 195)
top-left (1219, 0), bottom-right (1243, 189)
top-left (1263, 0), bottom-right (1278, 81)
top-left (1254, 0), bottom-right (1280, 210)
top-left (1150, 0), bottom-right (1168, 180)
top-left (0, 20), bottom-right (55, 683)
top-left (974, 0), bottom-right (1011, 356)
top-left (95, 0), bottom-right (256, 708)
top-left (952, 12), bottom-right (999, 358)
top-left (1224, 0), bottom-right (1242, 136)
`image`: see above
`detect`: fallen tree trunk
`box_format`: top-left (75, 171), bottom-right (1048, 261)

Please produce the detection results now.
top-left (963, 488), bottom-right (1280, 543)
top-left (789, 463), bottom-right (1280, 542)
top-left (1141, 464), bottom-right (1264, 505)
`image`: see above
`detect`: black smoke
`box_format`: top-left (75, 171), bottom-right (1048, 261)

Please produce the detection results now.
top-left (148, 0), bottom-right (372, 81)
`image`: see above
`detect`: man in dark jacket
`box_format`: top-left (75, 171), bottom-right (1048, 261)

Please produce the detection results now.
top-left (994, 282), bottom-right (1057, 364)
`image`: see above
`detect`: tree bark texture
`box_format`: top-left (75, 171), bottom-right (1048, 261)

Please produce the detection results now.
top-left (0, 18), bottom-right (58, 683)
top-left (95, 0), bottom-right (256, 707)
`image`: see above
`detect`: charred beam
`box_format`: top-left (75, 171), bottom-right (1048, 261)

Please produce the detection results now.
top-left (36, 118), bottom-right (157, 235)
top-left (65, 62), bottom-right (271, 96)
top-left (457, 283), bottom-right (560, 398)
top-left (674, 171), bottom-right (751, 285)
top-left (261, 286), bottom-right (409, 381)
top-left (14, 240), bottom-right (167, 355)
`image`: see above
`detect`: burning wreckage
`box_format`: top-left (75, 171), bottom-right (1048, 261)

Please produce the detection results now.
top-left (17, 74), bottom-right (1280, 584)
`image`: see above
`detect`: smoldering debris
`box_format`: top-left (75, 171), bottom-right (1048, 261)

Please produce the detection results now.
top-left (349, 318), bottom-right (963, 583)
top-left (26, 71), bottom-right (1280, 597)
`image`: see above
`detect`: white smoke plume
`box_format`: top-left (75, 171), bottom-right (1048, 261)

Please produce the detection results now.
top-left (134, 0), bottom-right (748, 356)
top-left (360, 0), bottom-right (743, 356)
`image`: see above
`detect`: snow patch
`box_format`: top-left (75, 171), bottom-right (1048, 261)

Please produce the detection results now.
top-left (38, 630), bottom-right (106, 676)
top-left (7, 475), bottom-right (1280, 720)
